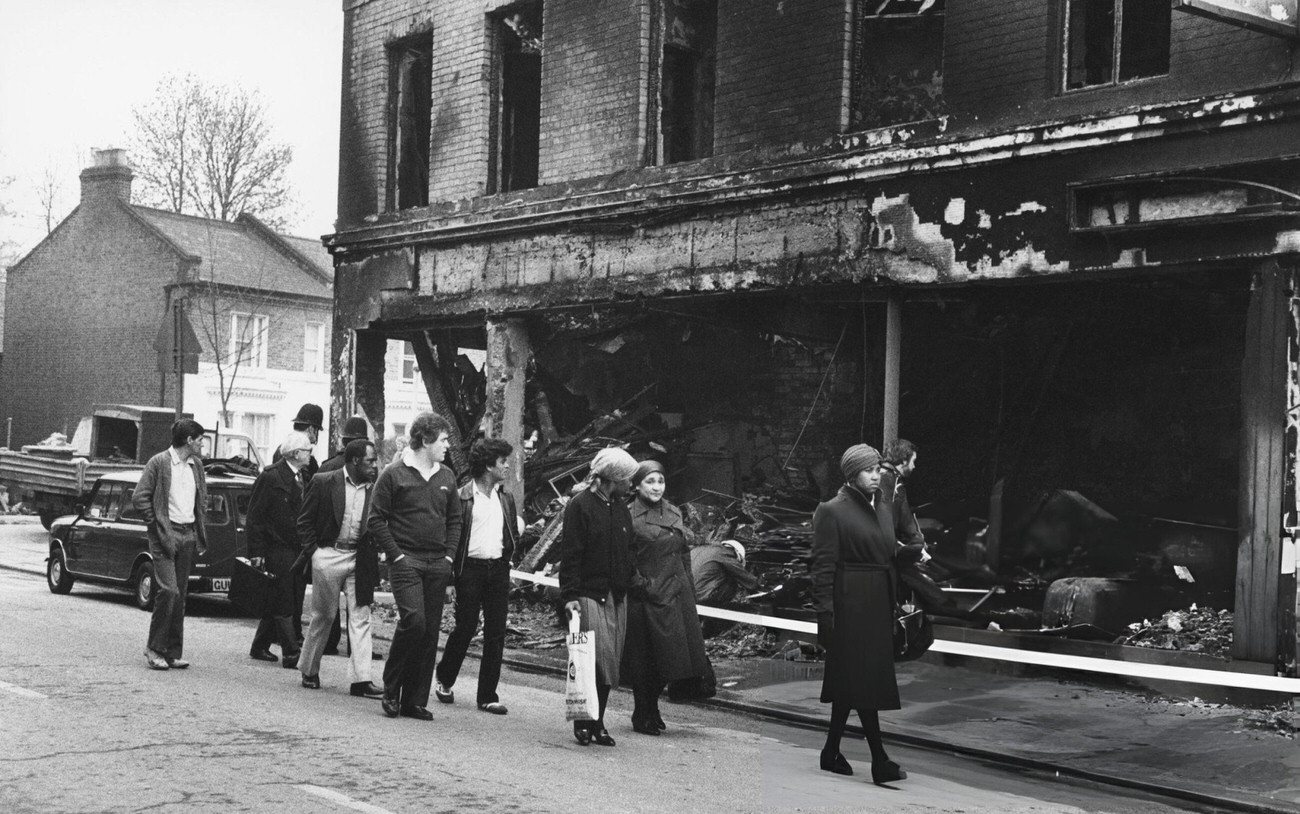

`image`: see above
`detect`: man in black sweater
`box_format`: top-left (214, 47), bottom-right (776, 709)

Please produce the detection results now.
top-left (368, 412), bottom-right (463, 720)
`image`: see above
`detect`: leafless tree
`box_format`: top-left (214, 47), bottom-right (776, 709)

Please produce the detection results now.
top-left (0, 171), bottom-right (20, 268)
top-left (33, 162), bottom-right (69, 235)
top-left (130, 74), bottom-right (296, 229)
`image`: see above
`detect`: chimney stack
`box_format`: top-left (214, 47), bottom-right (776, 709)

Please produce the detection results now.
top-left (79, 148), bottom-right (133, 205)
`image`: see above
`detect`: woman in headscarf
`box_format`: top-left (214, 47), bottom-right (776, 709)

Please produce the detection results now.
top-left (559, 446), bottom-right (639, 747)
top-left (621, 460), bottom-right (709, 735)
top-left (810, 444), bottom-right (925, 784)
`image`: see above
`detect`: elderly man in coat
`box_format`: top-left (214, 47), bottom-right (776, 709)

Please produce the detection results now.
top-left (810, 443), bottom-right (924, 785)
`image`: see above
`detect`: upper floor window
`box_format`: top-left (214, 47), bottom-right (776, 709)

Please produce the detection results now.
top-left (852, 0), bottom-right (945, 130)
top-left (1065, 0), bottom-right (1170, 91)
top-left (230, 312), bottom-right (269, 370)
top-left (491, 2), bottom-right (543, 193)
top-left (401, 341), bottom-right (419, 383)
top-left (304, 321), bottom-right (326, 374)
top-left (658, 0), bottom-right (716, 165)
top-left (389, 34), bottom-right (433, 210)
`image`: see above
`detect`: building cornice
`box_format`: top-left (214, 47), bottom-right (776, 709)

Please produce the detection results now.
top-left (326, 84), bottom-right (1300, 257)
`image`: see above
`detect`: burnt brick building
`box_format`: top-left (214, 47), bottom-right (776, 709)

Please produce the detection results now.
top-left (327, 0), bottom-right (1300, 675)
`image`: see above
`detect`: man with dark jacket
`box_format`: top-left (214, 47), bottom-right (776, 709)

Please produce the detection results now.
top-left (434, 438), bottom-right (521, 715)
top-left (133, 418), bottom-right (208, 671)
top-left (297, 439), bottom-right (383, 697)
top-left (317, 415), bottom-right (371, 657)
top-left (248, 431), bottom-right (314, 668)
top-left (368, 411), bottom-right (463, 720)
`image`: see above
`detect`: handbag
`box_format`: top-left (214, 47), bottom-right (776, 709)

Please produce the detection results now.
top-left (229, 556), bottom-right (273, 617)
top-left (564, 612), bottom-right (600, 721)
top-left (893, 599), bottom-right (934, 662)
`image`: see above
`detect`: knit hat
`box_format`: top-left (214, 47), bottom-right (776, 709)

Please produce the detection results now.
top-left (590, 447), bottom-right (639, 481)
top-left (632, 459), bottom-right (665, 486)
top-left (721, 540), bottom-right (746, 564)
top-left (840, 443), bottom-right (881, 480)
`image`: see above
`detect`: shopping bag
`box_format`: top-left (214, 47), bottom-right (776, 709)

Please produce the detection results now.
top-left (229, 557), bottom-right (273, 617)
top-left (564, 613), bottom-right (599, 721)
top-left (893, 600), bottom-right (934, 662)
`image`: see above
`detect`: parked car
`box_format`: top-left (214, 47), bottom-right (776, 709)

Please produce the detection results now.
top-left (46, 469), bottom-right (255, 609)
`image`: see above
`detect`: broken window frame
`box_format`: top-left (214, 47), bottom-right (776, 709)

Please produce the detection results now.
top-left (1063, 0), bottom-right (1171, 92)
top-left (851, 0), bottom-right (946, 131)
top-left (488, 1), bottom-right (543, 194)
top-left (388, 34), bottom-right (433, 211)
top-left (652, 0), bottom-right (716, 166)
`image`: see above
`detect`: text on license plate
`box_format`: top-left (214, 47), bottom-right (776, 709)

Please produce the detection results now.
top-left (211, 578), bottom-right (231, 592)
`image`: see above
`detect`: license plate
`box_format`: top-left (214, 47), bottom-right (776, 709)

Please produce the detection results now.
top-left (211, 578), bottom-right (231, 592)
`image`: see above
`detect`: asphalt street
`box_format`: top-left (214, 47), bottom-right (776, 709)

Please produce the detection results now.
top-left (0, 523), bottom-right (1235, 813)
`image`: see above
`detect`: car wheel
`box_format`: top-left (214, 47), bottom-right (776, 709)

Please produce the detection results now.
top-left (132, 561), bottom-right (156, 611)
top-left (47, 548), bottom-right (73, 594)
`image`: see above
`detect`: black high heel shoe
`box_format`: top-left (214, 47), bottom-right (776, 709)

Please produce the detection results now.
top-left (573, 723), bottom-right (592, 746)
top-left (871, 759), bottom-right (907, 785)
top-left (631, 715), bottom-right (661, 736)
top-left (592, 727), bottom-right (616, 746)
top-left (819, 750), bottom-right (853, 776)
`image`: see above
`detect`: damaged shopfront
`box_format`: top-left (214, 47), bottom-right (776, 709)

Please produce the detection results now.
top-left (325, 90), bottom-right (1300, 681)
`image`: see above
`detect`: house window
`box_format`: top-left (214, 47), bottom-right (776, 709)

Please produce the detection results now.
top-left (492, 2), bottom-right (543, 193)
top-left (229, 312), bottom-right (269, 370)
top-left (658, 0), bottom-right (716, 165)
top-left (304, 322), bottom-right (326, 374)
top-left (239, 413), bottom-right (275, 462)
top-left (1065, 0), bottom-right (1170, 90)
top-left (390, 34), bottom-right (433, 210)
top-left (852, 0), bottom-right (945, 130)
top-left (401, 341), bottom-right (419, 383)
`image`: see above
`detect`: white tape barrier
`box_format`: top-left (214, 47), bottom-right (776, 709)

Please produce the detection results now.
top-left (509, 568), bottom-right (1300, 694)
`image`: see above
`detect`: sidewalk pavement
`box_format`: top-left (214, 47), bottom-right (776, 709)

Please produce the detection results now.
top-left (4, 529), bottom-right (1296, 812)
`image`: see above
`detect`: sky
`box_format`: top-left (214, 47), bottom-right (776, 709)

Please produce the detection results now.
top-left (0, 0), bottom-right (344, 256)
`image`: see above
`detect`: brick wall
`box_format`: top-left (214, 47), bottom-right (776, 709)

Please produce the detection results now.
top-left (944, 1), bottom-right (1300, 129)
top-left (538, 0), bottom-right (649, 184)
top-left (714, 0), bottom-right (849, 152)
top-left (190, 292), bottom-right (331, 374)
top-left (0, 201), bottom-right (180, 447)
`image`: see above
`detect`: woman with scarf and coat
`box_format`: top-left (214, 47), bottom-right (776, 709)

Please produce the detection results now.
top-left (810, 444), bottom-right (926, 785)
top-left (621, 460), bottom-right (709, 735)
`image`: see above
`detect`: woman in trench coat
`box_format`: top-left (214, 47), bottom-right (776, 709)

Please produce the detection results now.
top-left (621, 460), bottom-right (709, 735)
top-left (810, 443), bottom-right (924, 784)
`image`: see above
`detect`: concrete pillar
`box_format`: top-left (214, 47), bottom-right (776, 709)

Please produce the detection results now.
top-left (882, 295), bottom-right (902, 447)
top-left (485, 318), bottom-right (530, 510)
top-left (331, 329), bottom-right (387, 462)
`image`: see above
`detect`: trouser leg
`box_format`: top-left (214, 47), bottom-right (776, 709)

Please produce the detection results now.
top-left (409, 559), bottom-right (451, 708)
top-left (147, 551), bottom-right (179, 656)
top-left (166, 533), bottom-right (195, 658)
top-left (383, 556), bottom-right (426, 703)
top-left (344, 571), bottom-right (372, 685)
top-left (301, 548), bottom-right (349, 678)
top-left (475, 562), bottom-right (509, 705)
top-left (436, 565), bottom-right (487, 692)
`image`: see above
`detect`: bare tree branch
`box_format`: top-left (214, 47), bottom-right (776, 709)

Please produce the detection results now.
top-left (129, 74), bottom-right (296, 228)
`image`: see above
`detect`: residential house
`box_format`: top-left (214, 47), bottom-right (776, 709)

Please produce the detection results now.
top-left (325, 1), bottom-right (1300, 674)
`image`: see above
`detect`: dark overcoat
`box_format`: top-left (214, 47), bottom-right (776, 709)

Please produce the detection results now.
top-left (247, 458), bottom-right (305, 615)
top-left (810, 484), bottom-right (900, 710)
top-left (622, 497), bottom-right (709, 685)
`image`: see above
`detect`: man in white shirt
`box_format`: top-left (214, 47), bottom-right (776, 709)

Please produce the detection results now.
top-left (434, 438), bottom-right (521, 715)
top-left (132, 419), bottom-right (209, 671)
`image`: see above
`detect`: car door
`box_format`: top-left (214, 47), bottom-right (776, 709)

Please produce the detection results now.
top-left (192, 490), bottom-right (234, 592)
top-left (103, 484), bottom-right (148, 581)
top-left (67, 483), bottom-right (116, 576)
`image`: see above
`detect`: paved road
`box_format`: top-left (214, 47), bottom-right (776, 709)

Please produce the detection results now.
top-left (0, 525), bottom-right (1227, 813)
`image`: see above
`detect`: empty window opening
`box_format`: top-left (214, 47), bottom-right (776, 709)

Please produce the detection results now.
top-left (852, 0), bottom-right (945, 131)
top-left (390, 35), bottom-right (433, 210)
top-left (1065, 0), bottom-right (1170, 90)
top-left (493, 2), bottom-right (542, 193)
top-left (659, 0), bottom-right (716, 165)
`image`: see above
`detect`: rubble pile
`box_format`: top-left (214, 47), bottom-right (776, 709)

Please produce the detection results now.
top-left (1122, 605), bottom-right (1233, 657)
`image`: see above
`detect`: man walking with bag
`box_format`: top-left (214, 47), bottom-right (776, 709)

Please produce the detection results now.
top-left (434, 438), bottom-right (520, 715)
top-left (134, 419), bottom-right (209, 671)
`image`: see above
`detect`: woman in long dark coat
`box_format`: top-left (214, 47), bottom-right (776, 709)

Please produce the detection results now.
top-left (810, 443), bottom-right (924, 784)
top-left (621, 460), bottom-right (709, 735)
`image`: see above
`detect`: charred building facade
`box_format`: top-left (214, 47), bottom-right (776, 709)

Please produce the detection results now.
top-left (327, 0), bottom-right (1300, 676)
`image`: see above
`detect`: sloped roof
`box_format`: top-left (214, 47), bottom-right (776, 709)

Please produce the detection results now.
top-left (130, 206), bottom-right (332, 299)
